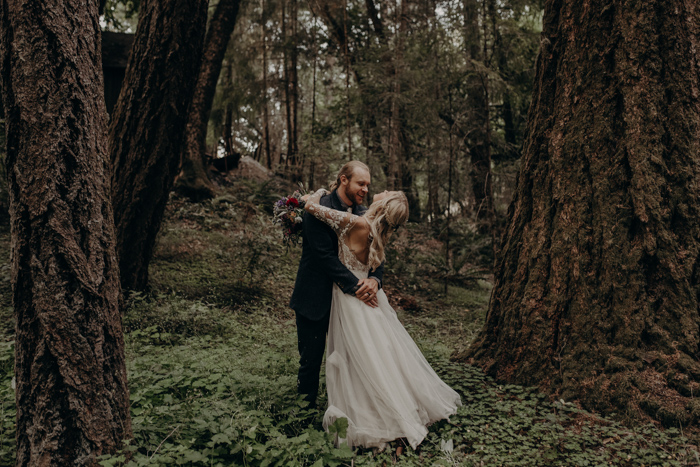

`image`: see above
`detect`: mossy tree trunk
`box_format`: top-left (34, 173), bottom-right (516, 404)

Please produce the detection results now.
top-left (175, 0), bottom-right (243, 201)
top-left (0, 0), bottom-right (131, 463)
top-left (110, 0), bottom-right (208, 290)
top-left (462, 0), bottom-right (700, 426)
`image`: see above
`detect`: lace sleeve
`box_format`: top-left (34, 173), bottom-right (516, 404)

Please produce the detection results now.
top-left (304, 190), bottom-right (359, 236)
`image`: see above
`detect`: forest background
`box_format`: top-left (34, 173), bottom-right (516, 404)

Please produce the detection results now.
top-left (0, 0), bottom-right (699, 465)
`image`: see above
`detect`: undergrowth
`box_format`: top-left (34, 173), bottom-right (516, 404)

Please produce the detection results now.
top-left (0, 180), bottom-right (697, 466)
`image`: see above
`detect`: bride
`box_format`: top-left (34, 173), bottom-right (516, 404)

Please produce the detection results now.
top-left (303, 188), bottom-right (461, 450)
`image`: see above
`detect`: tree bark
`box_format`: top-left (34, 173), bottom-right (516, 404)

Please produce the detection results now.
top-left (176, 0), bottom-right (243, 201)
top-left (462, 0), bottom-right (700, 427)
top-left (109, 0), bottom-right (208, 291)
top-left (0, 0), bottom-right (131, 464)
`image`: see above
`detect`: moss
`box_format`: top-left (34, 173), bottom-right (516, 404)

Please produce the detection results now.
top-left (0, 225), bottom-right (11, 342)
top-left (609, 374), bottom-right (634, 413)
top-left (605, 356), bottom-right (631, 373)
top-left (667, 375), bottom-right (694, 398)
top-left (630, 374), bottom-right (650, 392)
top-left (656, 406), bottom-right (691, 429)
top-left (639, 398), bottom-right (660, 418)
top-left (676, 353), bottom-right (700, 380)
top-left (687, 399), bottom-right (700, 424)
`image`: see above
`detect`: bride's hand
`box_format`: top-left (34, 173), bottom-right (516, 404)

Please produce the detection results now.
top-left (356, 278), bottom-right (379, 307)
top-left (307, 188), bottom-right (328, 203)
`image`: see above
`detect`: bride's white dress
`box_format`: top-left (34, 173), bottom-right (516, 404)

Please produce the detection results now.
top-left (306, 198), bottom-right (462, 450)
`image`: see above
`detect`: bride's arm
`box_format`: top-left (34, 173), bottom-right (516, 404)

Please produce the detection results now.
top-left (303, 189), bottom-right (359, 235)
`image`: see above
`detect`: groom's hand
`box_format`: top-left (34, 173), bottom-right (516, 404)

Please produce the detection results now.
top-left (356, 278), bottom-right (379, 307)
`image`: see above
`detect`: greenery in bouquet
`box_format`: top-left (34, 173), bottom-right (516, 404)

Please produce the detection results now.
top-left (273, 190), bottom-right (306, 247)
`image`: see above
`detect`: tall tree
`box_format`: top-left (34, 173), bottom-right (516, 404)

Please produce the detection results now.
top-left (110, 0), bottom-right (208, 290)
top-left (260, 0), bottom-right (273, 169)
top-left (281, 0), bottom-right (300, 178)
top-left (176, 0), bottom-right (243, 201)
top-left (281, 0), bottom-right (292, 167)
top-left (290, 0), bottom-right (299, 175)
top-left (463, 0), bottom-right (494, 231)
top-left (463, 0), bottom-right (700, 426)
top-left (386, 0), bottom-right (406, 190)
top-left (0, 0), bottom-right (131, 463)
top-left (312, 0), bottom-right (421, 216)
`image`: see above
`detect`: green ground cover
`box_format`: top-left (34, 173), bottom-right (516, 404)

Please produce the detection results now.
top-left (0, 180), bottom-right (697, 466)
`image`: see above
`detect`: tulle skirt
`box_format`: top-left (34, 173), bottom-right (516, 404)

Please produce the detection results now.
top-left (322, 279), bottom-right (461, 450)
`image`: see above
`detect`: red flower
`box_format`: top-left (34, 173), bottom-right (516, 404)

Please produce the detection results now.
top-left (286, 197), bottom-right (300, 207)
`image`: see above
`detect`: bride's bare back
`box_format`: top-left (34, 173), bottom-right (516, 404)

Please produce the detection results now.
top-left (304, 189), bottom-right (372, 267)
top-left (343, 218), bottom-right (371, 265)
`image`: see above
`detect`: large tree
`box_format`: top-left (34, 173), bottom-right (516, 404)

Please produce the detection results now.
top-left (110, 0), bottom-right (208, 290)
top-left (462, 0), bottom-right (700, 426)
top-left (0, 0), bottom-right (131, 463)
top-left (175, 0), bottom-right (243, 200)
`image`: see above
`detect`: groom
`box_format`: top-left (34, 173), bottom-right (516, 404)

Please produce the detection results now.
top-left (289, 161), bottom-right (384, 408)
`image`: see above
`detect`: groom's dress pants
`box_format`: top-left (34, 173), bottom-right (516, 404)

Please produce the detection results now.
top-left (296, 312), bottom-right (330, 408)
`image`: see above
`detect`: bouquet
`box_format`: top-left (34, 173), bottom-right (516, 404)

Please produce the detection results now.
top-left (273, 190), bottom-right (306, 247)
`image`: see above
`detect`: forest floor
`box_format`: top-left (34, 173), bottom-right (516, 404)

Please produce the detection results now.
top-left (0, 177), bottom-right (698, 466)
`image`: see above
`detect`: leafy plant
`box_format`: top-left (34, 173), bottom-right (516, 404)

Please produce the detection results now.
top-left (1, 182), bottom-right (697, 466)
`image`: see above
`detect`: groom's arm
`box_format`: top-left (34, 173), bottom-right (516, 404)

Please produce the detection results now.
top-left (368, 263), bottom-right (384, 288)
top-left (303, 211), bottom-right (360, 294)
top-left (354, 262), bottom-right (384, 301)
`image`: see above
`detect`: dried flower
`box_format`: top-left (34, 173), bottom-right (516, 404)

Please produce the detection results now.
top-left (272, 188), bottom-right (307, 247)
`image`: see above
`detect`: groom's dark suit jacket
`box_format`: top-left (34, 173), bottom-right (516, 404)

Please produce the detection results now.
top-left (289, 190), bottom-right (384, 321)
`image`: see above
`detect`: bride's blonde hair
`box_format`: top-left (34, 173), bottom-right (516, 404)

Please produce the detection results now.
top-left (365, 191), bottom-right (409, 271)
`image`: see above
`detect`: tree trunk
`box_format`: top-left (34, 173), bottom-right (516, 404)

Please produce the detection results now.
top-left (462, 0), bottom-right (700, 427)
top-left (290, 0), bottom-right (299, 178)
top-left (343, 0), bottom-right (352, 159)
top-left (463, 0), bottom-right (494, 232)
top-left (282, 0), bottom-right (293, 171)
top-left (223, 104), bottom-right (237, 165)
top-left (261, 0), bottom-right (273, 169)
top-left (109, 0), bottom-right (208, 291)
top-left (308, 12), bottom-right (319, 187)
top-left (176, 0), bottom-right (243, 201)
top-left (0, 0), bottom-right (131, 464)
top-left (386, 0), bottom-right (405, 189)
top-left (427, 0), bottom-right (440, 224)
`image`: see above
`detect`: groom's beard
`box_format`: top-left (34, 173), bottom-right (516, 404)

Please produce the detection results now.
top-left (349, 190), bottom-right (366, 206)
top-left (339, 189), bottom-right (366, 207)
